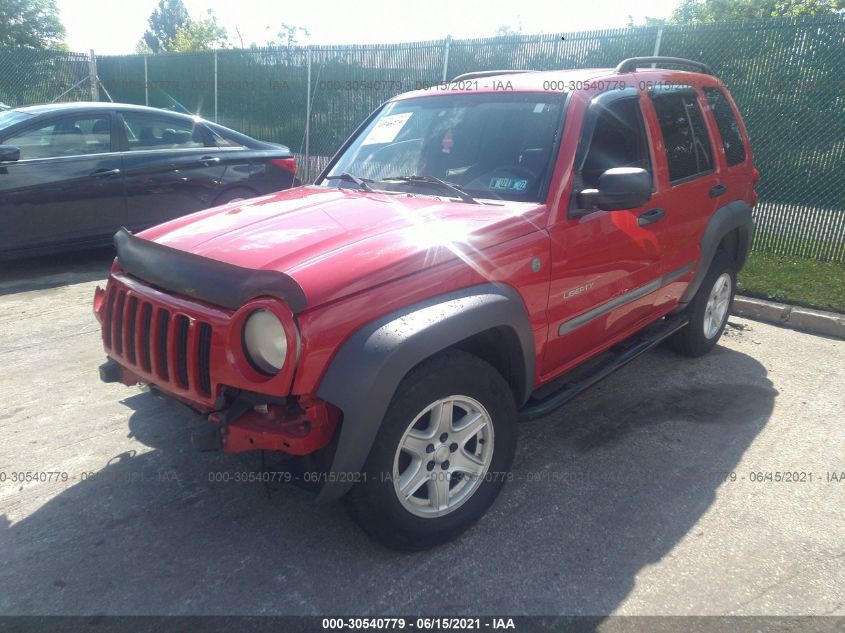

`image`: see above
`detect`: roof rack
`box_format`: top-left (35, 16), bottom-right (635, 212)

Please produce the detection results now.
top-left (614, 56), bottom-right (713, 75)
top-left (450, 69), bottom-right (536, 82)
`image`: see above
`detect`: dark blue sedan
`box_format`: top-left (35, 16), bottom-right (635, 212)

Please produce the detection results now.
top-left (0, 102), bottom-right (299, 258)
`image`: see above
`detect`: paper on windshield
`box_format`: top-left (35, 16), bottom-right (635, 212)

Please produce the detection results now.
top-left (361, 112), bottom-right (413, 145)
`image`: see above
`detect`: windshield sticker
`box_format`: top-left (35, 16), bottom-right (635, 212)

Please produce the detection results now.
top-left (489, 177), bottom-right (529, 192)
top-left (361, 112), bottom-right (413, 145)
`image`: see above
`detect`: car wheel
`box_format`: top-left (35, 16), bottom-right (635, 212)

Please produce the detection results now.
top-left (343, 350), bottom-right (518, 550)
top-left (214, 187), bottom-right (257, 206)
top-left (669, 251), bottom-right (737, 357)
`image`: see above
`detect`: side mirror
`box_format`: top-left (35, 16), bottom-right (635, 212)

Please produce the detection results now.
top-left (0, 145), bottom-right (21, 163)
top-left (576, 167), bottom-right (652, 212)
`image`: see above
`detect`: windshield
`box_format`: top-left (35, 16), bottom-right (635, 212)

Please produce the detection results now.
top-left (320, 92), bottom-right (565, 203)
top-left (0, 109), bottom-right (35, 133)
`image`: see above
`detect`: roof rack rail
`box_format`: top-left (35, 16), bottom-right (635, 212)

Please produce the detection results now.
top-left (450, 69), bottom-right (536, 82)
top-left (614, 56), bottom-right (713, 75)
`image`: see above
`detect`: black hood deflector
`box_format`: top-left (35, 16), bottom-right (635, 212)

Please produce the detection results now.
top-left (113, 228), bottom-right (307, 313)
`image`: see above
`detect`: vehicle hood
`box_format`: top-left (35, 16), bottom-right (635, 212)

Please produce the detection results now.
top-left (138, 186), bottom-right (546, 308)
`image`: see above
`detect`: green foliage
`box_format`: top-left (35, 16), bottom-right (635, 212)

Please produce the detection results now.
top-left (171, 11), bottom-right (228, 52)
top-left (141, 0), bottom-right (228, 53)
top-left (142, 0), bottom-right (190, 53)
top-left (268, 24), bottom-right (310, 48)
top-left (669, 0), bottom-right (844, 24)
top-left (0, 0), bottom-right (65, 49)
top-left (495, 25), bottom-right (521, 37)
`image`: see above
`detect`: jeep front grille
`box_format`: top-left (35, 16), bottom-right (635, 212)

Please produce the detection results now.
top-left (103, 285), bottom-right (213, 397)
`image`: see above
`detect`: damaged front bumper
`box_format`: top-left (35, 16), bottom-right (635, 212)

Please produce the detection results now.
top-left (99, 358), bottom-right (338, 456)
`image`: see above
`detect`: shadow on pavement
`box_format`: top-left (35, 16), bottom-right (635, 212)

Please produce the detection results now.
top-left (0, 248), bottom-right (113, 296)
top-left (0, 344), bottom-right (776, 615)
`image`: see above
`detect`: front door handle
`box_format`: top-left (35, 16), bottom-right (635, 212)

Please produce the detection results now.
top-left (91, 168), bottom-right (121, 178)
top-left (637, 207), bottom-right (665, 226)
top-left (709, 183), bottom-right (728, 198)
top-left (199, 155), bottom-right (221, 166)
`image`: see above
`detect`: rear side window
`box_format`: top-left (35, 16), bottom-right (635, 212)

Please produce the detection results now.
top-left (211, 131), bottom-right (241, 148)
top-left (121, 113), bottom-right (206, 151)
top-left (703, 87), bottom-right (746, 166)
top-left (652, 93), bottom-right (714, 183)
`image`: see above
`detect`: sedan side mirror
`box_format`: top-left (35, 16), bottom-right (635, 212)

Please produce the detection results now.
top-left (0, 145), bottom-right (21, 163)
top-left (576, 167), bottom-right (652, 212)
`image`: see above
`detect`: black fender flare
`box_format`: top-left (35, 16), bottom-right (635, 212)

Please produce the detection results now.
top-left (678, 200), bottom-right (753, 308)
top-left (314, 282), bottom-right (535, 502)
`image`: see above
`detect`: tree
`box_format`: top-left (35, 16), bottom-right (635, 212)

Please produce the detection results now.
top-left (668, 0), bottom-right (843, 23)
top-left (142, 0), bottom-right (190, 53)
top-left (495, 24), bottom-right (521, 37)
top-left (140, 0), bottom-right (229, 52)
top-left (253, 23), bottom-right (310, 48)
top-left (171, 11), bottom-right (228, 51)
top-left (272, 23), bottom-right (309, 47)
top-left (0, 0), bottom-right (65, 49)
top-left (135, 40), bottom-right (154, 55)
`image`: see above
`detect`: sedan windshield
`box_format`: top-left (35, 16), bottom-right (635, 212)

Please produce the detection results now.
top-left (0, 109), bottom-right (35, 132)
top-left (321, 92), bottom-right (565, 203)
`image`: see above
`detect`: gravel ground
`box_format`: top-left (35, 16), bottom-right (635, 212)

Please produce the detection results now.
top-left (0, 252), bottom-right (843, 617)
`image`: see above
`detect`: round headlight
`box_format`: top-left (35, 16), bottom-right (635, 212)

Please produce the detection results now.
top-left (242, 309), bottom-right (287, 375)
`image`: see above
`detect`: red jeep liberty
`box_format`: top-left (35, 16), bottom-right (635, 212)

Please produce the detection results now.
top-left (95, 57), bottom-right (757, 549)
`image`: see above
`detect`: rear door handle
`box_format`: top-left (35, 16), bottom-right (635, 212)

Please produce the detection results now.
top-left (637, 207), bottom-right (665, 226)
top-left (199, 155), bottom-right (221, 166)
top-left (91, 168), bottom-right (121, 178)
top-left (709, 183), bottom-right (728, 198)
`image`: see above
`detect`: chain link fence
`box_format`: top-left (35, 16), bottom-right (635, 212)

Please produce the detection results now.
top-left (0, 47), bottom-right (93, 105)
top-left (1, 15), bottom-right (843, 260)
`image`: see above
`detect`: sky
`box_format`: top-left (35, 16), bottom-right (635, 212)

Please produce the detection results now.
top-left (58, 0), bottom-right (679, 54)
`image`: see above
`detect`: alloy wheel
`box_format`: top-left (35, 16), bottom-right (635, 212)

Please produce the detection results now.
top-left (392, 396), bottom-right (494, 518)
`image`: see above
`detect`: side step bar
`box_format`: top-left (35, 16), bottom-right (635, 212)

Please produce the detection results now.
top-left (519, 315), bottom-right (689, 422)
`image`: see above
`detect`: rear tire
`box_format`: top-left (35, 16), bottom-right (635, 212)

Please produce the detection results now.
top-left (669, 251), bottom-right (737, 357)
top-left (343, 350), bottom-right (518, 551)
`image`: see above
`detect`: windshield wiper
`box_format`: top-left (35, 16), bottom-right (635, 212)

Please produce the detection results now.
top-left (324, 172), bottom-right (374, 192)
top-left (381, 175), bottom-right (478, 204)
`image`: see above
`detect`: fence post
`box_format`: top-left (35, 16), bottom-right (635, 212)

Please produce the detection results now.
top-left (652, 27), bottom-right (664, 67)
top-left (442, 36), bottom-right (452, 82)
top-left (88, 49), bottom-right (99, 100)
top-left (305, 45), bottom-right (312, 181)
top-left (144, 55), bottom-right (149, 106)
top-left (213, 50), bottom-right (219, 122)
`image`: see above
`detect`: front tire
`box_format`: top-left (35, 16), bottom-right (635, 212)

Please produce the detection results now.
top-left (669, 251), bottom-right (737, 357)
top-left (344, 350), bottom-right (518, 550)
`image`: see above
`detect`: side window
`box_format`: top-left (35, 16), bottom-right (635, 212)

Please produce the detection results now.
top-left (6, 115), bottom-right (111, 160)
top-left (209, 130), bottom-right (242, 148)
top-left (121, 114), bottom-right (207, 151)
top-left (581, 98), bottom-right (651, 190)
top-left (703, 87), bottom-right (746, 166)
top-left (652, 93), bottom-right (714, 183)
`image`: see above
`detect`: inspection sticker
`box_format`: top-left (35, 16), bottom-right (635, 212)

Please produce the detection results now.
top-left (489, 177), bottom-right (529, 192)
top-left (361, 112), bottom-right (413, 145)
